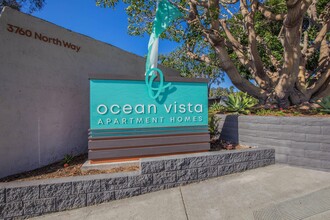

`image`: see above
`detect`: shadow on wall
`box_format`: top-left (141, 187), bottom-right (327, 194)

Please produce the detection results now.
top-left (219, 115), bottom-right (239, 144)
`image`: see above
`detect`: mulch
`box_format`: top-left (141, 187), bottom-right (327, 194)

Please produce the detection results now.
top-left (210, 139), bottom-right (253, 151)
top-left (0, 154), bottom-right (139, 183)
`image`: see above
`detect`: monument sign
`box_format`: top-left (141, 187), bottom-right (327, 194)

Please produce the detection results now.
top-left (88, 75), bottom-right (210, 162)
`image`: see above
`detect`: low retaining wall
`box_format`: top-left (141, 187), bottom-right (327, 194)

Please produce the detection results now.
top-left (0, 148), bottom-right (274, 219)
top-left (218, 115), bottom-right (330, 171)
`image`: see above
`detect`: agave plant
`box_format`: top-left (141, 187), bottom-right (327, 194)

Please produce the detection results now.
top-left (225, 92), bottom-right (258, 114)
top-left (319, 96), bottom-right (330, 114)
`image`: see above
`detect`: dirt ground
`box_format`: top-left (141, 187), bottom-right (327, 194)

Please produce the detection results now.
top-left (0, 154), bottom-right (139, 182)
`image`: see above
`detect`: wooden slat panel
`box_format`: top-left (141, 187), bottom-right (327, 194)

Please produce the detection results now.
top-left (89, 125), bottom-right (208, 133)
top-left (89, 132), bottom-right (209, 141)
top-left (88, 126), bottom-right (208, 137)
top-left (89, 133), bottom-right (210, 149)
top-left (89, 130), bottom-right (209, 139)
top-left (90, 150), bottom-right (209, 164)
top-left (88, 143), bottom-right (210, 160)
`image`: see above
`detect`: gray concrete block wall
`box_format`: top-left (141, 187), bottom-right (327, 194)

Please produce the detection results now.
top-left (218, 115), bottom-right (330, 171)
top-left (0, 148), bottom-right (275, 219)
top-left (0, 7), bottom-right (181, 178)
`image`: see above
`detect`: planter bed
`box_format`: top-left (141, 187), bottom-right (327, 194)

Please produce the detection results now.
top-left (0, 147), bottom-right (274, 219)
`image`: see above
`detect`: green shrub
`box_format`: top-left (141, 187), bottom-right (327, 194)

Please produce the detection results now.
top-left (255, 109), bottom-right (285, 116)
top-left (225, 92), bottom-right (258, 114)
top-left (292, 111), bottom-right (301, 116)
top-left (63, 154), bottom-right (74, 164)
top-left (209, 102), bottom-right (224, 114)
top-left (319, 96), bottom-right (330, 114)
top-left (255, 109), bottom-right (271, 116)
top-left (208, 113), bottom-right (220, 139)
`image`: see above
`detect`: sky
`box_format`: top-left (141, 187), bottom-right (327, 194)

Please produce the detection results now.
top-left (32, 0), bottom-right (234, 88)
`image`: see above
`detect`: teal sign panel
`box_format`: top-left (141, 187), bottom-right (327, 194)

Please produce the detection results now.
top-left (90, 79), bottom-right (208, 129)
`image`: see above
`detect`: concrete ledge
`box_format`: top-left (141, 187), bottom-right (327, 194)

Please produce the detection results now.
top-left (81, 160), bottom-right (140, 171)
top-left (0, 147), bottom-right (274, 219)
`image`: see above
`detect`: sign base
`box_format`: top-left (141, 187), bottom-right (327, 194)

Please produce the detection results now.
top-left (88, 126), bottom-right (210, 161)
top-left (88, 150), bottom-right (209, 165)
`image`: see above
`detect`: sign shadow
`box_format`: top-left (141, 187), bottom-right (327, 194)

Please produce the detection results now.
top-left (155, 85), bottom-right (177, 104)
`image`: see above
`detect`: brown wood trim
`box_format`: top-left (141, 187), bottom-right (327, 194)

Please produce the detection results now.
top-left (89, 129), bottom-right (208, 137)
top-left (90, 150), bottom-right (209, 164)
top-left (88, 143), bottom-right (210, 160)
top-left (89, 132), bottom-right (209, 140)
top-left (89, 74), bottom-right (208, 83)
top-left (88, 125), bottom-right (208, 132)
top-left (88, 128), bottom-right (208, 136)
top-left (89, 134), bottom-right (210, 149)
top-left (90, 141), bottom-right (209, 151)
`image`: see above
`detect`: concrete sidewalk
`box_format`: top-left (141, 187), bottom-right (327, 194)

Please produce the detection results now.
top-left (34, 164), bottom-right (330, 220)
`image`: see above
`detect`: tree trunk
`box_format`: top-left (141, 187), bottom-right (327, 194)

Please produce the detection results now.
top-left (274, 0), bottom-right (309, 107)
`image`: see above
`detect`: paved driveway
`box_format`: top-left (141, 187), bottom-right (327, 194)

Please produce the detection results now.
top-left (34, 164), bottom-right (330, 220)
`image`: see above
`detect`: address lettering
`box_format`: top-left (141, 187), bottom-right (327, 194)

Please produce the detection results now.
top-left (6, 23), bottom-right (81, 52)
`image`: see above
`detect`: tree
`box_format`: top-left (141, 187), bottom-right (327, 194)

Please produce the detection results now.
top-left (159, 45), bottom-right (224, 96)
top-left (97, 0), bottom-right (330, 107)
top-left (1, 0), bottom-right (45, 13)
top-left (210, 87), bottom-right (230, 97)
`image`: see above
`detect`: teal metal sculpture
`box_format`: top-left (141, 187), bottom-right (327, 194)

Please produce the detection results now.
top-left (145, 68), bottom-right (171, 99)
top-left (145, 0), bottom-right (182, 99)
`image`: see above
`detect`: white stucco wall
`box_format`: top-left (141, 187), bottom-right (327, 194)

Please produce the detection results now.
top-left (0, 7), bottom-right (180, 178)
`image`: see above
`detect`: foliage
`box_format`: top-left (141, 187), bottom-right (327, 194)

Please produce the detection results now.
top-left (225, 92), bottom-right (258, 114)
top-left (255, 109), bottom-right (286, 116)
top-left (208, 112), bottom-right (220, 138)
top-left (209, 86), bottom-right (235, 98)
top-left (0, 0), bottom-right (45, 13)
top-left (96, 0), bottom-right (330, 107)
top-left (209, 102), bottom-right (225, 114)
top-left (292, 111), bottom-right (302, 116)
top-left (318, 96), bottom-right (330, 114)
top-left (63, 154), bottom-right (74, 165)
top-left (159, 46), bottom-right (224, 95)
